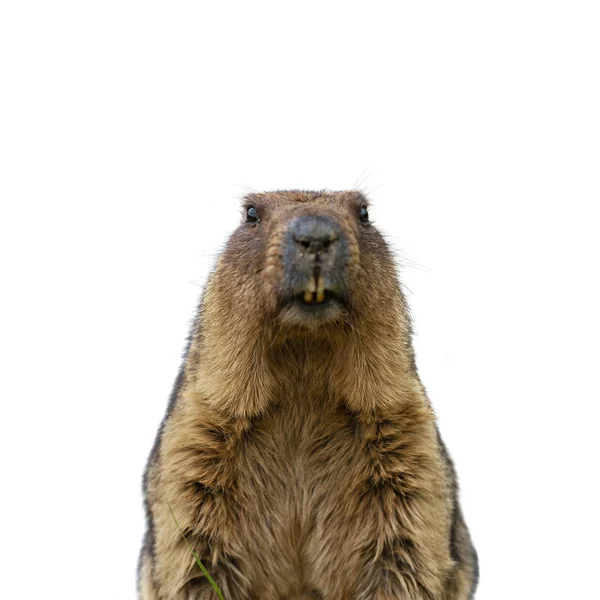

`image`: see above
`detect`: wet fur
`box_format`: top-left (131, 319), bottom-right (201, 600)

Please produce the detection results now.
top-left (139, 191), bottom-right (478, 599)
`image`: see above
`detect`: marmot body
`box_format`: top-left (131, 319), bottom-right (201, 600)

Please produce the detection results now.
top-left (139, 191), bottom-right (478, 599)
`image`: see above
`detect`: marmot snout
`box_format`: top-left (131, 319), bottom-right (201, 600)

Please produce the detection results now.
top-left (139, 190), bottom-right (478, 600)
top-left (283, 213), bottom-right (346, 310)
top-left (248, 193), bottom-right (365, 329)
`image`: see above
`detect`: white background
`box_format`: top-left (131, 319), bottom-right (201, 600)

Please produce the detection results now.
top-left (1, 2), bottom-right (599, 599)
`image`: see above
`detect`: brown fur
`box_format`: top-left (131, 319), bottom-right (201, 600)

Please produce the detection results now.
top-left (139, 190), bottom-right (478, 599)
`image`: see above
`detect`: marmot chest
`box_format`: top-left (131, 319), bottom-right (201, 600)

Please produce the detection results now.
top-left (232, 396), bottom-right (371, 587)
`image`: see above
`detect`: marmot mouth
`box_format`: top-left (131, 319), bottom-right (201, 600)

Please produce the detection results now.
top-left (280, 274), bottom-right (349, 319)
top-left (302, 274), bottom-right (326, 305)
top-left (294, 289), bottom-right (338, 307)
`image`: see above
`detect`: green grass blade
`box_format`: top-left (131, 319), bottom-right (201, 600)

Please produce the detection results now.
top-left (167, 502), bottom-right (225, 600)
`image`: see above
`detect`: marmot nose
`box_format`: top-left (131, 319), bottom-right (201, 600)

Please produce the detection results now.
top-left (289, 215), bottom-right (341, 255)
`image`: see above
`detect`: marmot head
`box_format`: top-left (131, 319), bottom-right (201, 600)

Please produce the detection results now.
top-left (214, 190), bottom-right (402, 333)
top-left (194, 190), bottom-right (415, 415)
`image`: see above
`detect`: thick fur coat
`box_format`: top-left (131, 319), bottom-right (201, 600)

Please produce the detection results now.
top-left (139, 191), bottom-right (478, 599)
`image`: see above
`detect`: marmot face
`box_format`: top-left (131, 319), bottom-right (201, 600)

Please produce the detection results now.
top-left (216, 190), bottom-right (399, 333)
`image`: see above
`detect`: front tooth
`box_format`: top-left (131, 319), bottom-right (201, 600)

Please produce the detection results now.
top-left (316, 275), bottom-right (325, 303)
top-left (308, 276), bottom-right (317, 293)
top-left (304, 290), bottom-right (313, 304)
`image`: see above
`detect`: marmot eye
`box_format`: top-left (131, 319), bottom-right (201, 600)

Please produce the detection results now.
top-left (246, 206), bottom-right (259, 223)
top-left (359, 206), bottom-right (369, 223)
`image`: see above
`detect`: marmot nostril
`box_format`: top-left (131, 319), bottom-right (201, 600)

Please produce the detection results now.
top-left (289, 215), bottom-right (341, 254)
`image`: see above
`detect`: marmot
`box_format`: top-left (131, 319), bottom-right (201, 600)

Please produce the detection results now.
top-left (139, 190), bottom-right (478, 600)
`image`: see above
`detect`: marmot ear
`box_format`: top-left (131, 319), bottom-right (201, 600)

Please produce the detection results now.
top-left (246, 206), bottom-right (260, 223)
